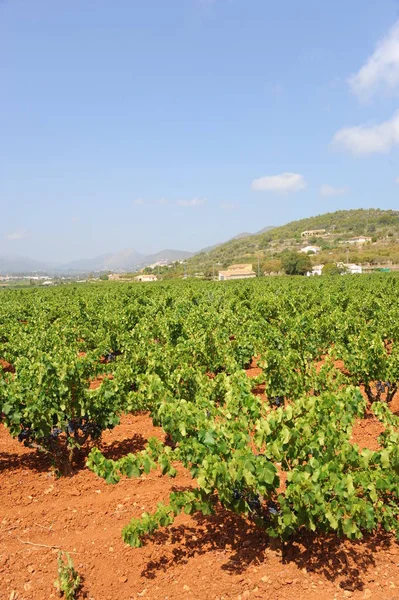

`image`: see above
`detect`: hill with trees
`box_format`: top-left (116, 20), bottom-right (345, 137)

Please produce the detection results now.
top-left (185, 208), bottom-right (399, 276)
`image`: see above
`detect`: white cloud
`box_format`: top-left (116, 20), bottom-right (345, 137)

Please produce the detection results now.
top-left (177, 198), bottom-right (205, 207)
top-left (155, 198), bottom-right (168, 206)
top-left (133, 198), bottom-right (145, 205)
top-left (332, 110), bottom-right (399, 155)
top-left (396, 177), bottom-right (399, 183)
top-left (349, 20), bottom-right (399, 100)
top-left (220, 202), bottom-right (239, 210)
top-left (251, 172), bottom-right (307, 193)
top-left (320, 184), bottom-right (349, 197)
top-left (71, 216), bottom-right (80, 223)
top-left (5, 228), bottom-right (28, 241)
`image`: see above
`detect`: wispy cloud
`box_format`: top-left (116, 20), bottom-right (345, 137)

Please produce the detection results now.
top-left (220, 202), bottom-right (239, 210)
top-left (5, 228), bottom-right (28, 241)
top-left (396, 177), bottom-right (399, 183)
top-left (320, 184), bottom-right (349, 197)
top-left (251, 172), bottom-right (307, 193)
top-left (177, 198), bottom-right (205, 207)
top-left (71, 216), bottom-right (80, 223)
top-left (133, 198), bottom-right (145, 206)
top-left (349, 20), bottom-right (399, 101)
top-left (332, 110), bottom-right (399, 155)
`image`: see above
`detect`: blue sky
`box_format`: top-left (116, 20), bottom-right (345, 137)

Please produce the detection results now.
top-left (1, 0), bottom-right (399, 262)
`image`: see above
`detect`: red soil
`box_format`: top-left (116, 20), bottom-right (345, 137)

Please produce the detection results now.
top-left (2, 411), bottom-right (399, 600)
top-left (350, 388), bottom-right (399, 451)
top-left (89, 373), bottom-right (114, 390)
top-left (0, 359), bottom-right (15, 374)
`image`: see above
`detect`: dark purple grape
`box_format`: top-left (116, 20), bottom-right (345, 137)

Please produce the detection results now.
top-left (50, 428), bottom-right (62, 439)
top-left (247, 494), bottom-right (261, 513)
top-left (267, 501), bottom-right (280, 516)
top-left (233, 489), bottom-right (241, 501)
top-left (271, 396), bottom-right (284, 407)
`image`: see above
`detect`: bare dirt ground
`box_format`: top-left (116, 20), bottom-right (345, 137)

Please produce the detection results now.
top-left (2, 379), bottom-right (399, 599)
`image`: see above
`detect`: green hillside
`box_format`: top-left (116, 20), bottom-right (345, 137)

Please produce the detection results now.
top-left (188, 209), bottom-right (399, 275)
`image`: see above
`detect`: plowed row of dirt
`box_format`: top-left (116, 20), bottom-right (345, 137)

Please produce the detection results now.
top-left (1, 412), bottom-right (399, 600)
top-left (2, 359), bottom-right (399, 599)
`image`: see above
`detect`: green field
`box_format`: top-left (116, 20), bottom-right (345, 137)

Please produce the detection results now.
top-left (1, 276), bottom-right (399, 546)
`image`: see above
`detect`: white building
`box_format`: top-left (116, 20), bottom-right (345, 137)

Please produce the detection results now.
top-left (218, 264), bottom-right (256, 281)
top-left (306, 264), bottom-right (324, 276)
top-left (344, 236), bottom-right (372, 245)
top-left (301, 229), bottom-right (327, 238)
top-left (342, 263), bottom-right (362, 274)
top-left (135, 274), bottom-right (158, 282)
top-left (300, 246), bottom-right (321, 254)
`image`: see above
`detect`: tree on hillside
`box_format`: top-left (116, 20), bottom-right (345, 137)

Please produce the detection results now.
top-left (281, 252), bottom-right (312, 275)
top-left (322, 263), bottom-right (344, 276)
top-left (262, 259), bottom-right (282, 274)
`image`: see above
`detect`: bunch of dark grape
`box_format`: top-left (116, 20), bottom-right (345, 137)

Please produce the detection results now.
top-left (266, 501), bottom-right (280, 516)
top-left (376, 381), bottom-right (385, 395)
top-left (271, 396), bottom-right (284, 407)
top-left (18, 426), bottom-right (33, 444)
top-left (66, 417), bottom-right (102, 441)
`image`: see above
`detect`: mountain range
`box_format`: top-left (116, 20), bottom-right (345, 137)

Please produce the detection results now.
top-left (0, 226), bottom-right (276, 275)
top-left (0, 249), bottom-right (194, 275)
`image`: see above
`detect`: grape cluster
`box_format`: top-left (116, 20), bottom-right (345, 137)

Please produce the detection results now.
top-left (267, 501), bottom-right (280, 516)
top-left (103, 351), bottom-right (117, 363)
top-left (247, 494), bottom-right (261, 513)
top-left (67, 417), bottom-right (102, 441)
top-left (18, 427), bottom-right (33, 444)
top-left (50, 428), bottom-right (63, 439)
top-left (376, 381), bottom-right (392, 394)
top-left (17, 416), bottom-right (102, 448)
top-left (271, 396), bottom-right (284, 407)
top-left (232, 488), bottom-right (281, 521)
top-left (233, 488), bottom-right (241, 501)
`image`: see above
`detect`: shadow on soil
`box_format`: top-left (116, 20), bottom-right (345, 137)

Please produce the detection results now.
top-left (99, 433), bottom-right (148, 460)
top-left (0, 433), bottom-right (149, 476)
top-left (0, 450), bottom-right (52, 474)
top-left (141, 508), bottom-right (395, 592)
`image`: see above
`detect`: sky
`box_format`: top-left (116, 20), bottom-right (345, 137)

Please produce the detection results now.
top-left (1, 0), bottom-right (399, 262)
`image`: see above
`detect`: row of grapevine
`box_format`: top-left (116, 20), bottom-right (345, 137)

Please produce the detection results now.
top-left (1, 275), bottom-right (399, 540)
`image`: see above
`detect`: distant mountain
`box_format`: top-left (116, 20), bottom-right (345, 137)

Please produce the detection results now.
top-left (3, 211), bottom-right (398, 275)
top-left (143, 249), bottom-right (193, 264)
top-left (197, 227), bottom-right (275, 255)
top-left (60, 249), bottom-right (146, 272)
top-left (2, 210), bottom-right (397, 276)
top-left (232, 232), bottom-right (253, 240)
top-left (0, 255), bottom-right (57, 274)
top-left (0, 248), bottom-right (194, 275)
top-left (255, 226), bottom-right (275, 235)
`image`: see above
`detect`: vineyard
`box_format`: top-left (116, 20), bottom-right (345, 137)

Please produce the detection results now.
top-left (1, 276), bottom-right (399, 599)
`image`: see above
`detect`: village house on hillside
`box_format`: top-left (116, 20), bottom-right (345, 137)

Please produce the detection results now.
top-left (339, 236), bottom-right (372, 245)
top-left (339, 263), bottom-right (363, 274)
top-left (306, 264), bottom-right (324, 276)
top-left (301, 229), bottom-right (328, 238)
top-left (135, 274), bottom-right (158, 282)
top-left (108, 273), bottom-right (130, 281)
top-left (218, 264), bottom-right (256, 281)
top-left (299, 245), bottom-right (321, 254)
top-left (307, 263), bottom-right (363, 276)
